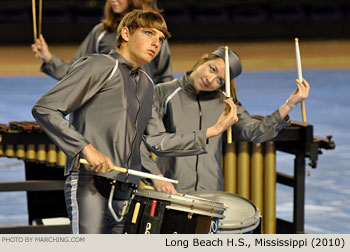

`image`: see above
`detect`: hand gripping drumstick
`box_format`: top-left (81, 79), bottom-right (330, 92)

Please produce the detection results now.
top-left (79, 158), bottom-right (179, 184)
top-left (225, 46), bottom-right (233, 144)
top-left (295, 38), bottom-right (307, 123)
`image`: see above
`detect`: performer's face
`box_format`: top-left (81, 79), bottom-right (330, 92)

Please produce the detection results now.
top-left (190, 58), bottom-right (225, 94)
top-left (110, 0), bottom-right (130, 16)
top-left (121, 27), bottom-right (165, 68)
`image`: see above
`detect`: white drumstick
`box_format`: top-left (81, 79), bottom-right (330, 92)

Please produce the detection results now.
top-left (225, 46), bottom-right (232, 143)
top-left (295, 38), bottom-right (307, 123)
top-left (225, 46), bottom-right (230, 98)
top-left (295, 38), bottom-right (302, 82)
top-left (80, 158), bottom-right (179, 184)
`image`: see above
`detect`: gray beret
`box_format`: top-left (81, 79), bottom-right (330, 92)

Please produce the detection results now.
top-left (211, 46), bottom-right (242, 79)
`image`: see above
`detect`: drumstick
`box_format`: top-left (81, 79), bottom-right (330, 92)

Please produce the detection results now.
top-left (32, 0), bottom-right (37, 42)
top-left (225, 46), bottom-right (232, 144)
top-left (79, 158), bottom-right (179, 184)
top-left (39, 0), bottom-right (42, 36)
top-left (295, 38), bottom-right (307, 123)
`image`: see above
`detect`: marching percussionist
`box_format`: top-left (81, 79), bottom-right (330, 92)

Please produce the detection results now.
top-left (141, 46), bottom-right (310, 195)
top-left (32, 10), bottom-right (171, 234)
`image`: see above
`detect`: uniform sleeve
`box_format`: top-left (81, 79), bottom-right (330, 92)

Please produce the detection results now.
top-left (142, 87), bottom-right (208, 157)
top-left (232, 103), bottom-right (290, 143)
top-left (32, 56), bottom-right (113, 158)
top-left (40, 25), bottom-right (100, 80)
top-left (140, 140), bottom-right (162, 175)
top-left (152, 40), bottom-right (173, 83)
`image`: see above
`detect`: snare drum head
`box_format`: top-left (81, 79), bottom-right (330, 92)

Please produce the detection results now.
top-left (189, 191), bottom-right (260, 232)
top-left (135, 189), bottom-right (225, 218)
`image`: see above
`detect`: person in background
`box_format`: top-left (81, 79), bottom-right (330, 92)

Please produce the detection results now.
top-left (141, 46), bottom-right (310, 194)
top-left (31, 0), bottom-right (173, 84)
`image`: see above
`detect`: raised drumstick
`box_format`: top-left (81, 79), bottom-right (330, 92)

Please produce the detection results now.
top-left (32, 0), bottom-right (37, 42)
top-left (39, 0), bottom-right (42, 36)
top-left (225, 46), bottom-right (232, 143)
top-left (295, 38), bottom-right (307, 123)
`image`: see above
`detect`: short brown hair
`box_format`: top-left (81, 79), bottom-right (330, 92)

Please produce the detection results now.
top-left (116, 10), bottom-right (170, 48)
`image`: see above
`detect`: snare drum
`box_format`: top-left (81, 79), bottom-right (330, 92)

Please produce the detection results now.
top-left (189, 191), bottom-right (261, 234)
top-left (123, 189), bottom-right (225, 234)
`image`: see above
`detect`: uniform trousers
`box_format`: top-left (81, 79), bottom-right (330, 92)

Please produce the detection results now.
top-left (64, 172), bottom-right (133, 234)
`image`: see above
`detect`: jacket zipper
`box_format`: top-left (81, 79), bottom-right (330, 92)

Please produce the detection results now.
top-left (194, 95), bottom-right (202, 190)
top-left (127, 73), bottom-right (141, 172)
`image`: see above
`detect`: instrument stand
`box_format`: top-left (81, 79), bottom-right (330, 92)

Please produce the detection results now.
top-left (275, 124), bottom-right (335, 234)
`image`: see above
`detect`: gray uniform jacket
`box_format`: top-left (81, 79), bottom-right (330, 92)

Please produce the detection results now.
top-left (141, 73), bottom-right (290, 194)
top-left (40, 23), bottom-right (173, 83)
top-left (32, 50), bottom-right (155, 185)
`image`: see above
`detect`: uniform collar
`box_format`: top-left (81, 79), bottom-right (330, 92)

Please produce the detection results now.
top-left (109, 50), bottom-right (138, 73)
top-left (182, 72), bottom-right (196, 94)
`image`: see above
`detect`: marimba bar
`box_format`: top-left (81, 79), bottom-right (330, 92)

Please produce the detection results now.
top-left (0, 122), bottom-right (66, 167)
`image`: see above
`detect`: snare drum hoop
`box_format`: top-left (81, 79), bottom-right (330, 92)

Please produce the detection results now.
top-left (188, 191), bottom-right (260, 230)
top-left (135, 189), bottom-right (225, 218)
top-left (218, 220), bottom-right (260, 234)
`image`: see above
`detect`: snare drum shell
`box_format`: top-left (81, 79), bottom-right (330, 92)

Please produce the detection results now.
top-left (123, 196), bottom-right (168, 234)
top-left (124, 189), bottom-right (226, 234)
top-left (123, 195), bottom-right (212, 234)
